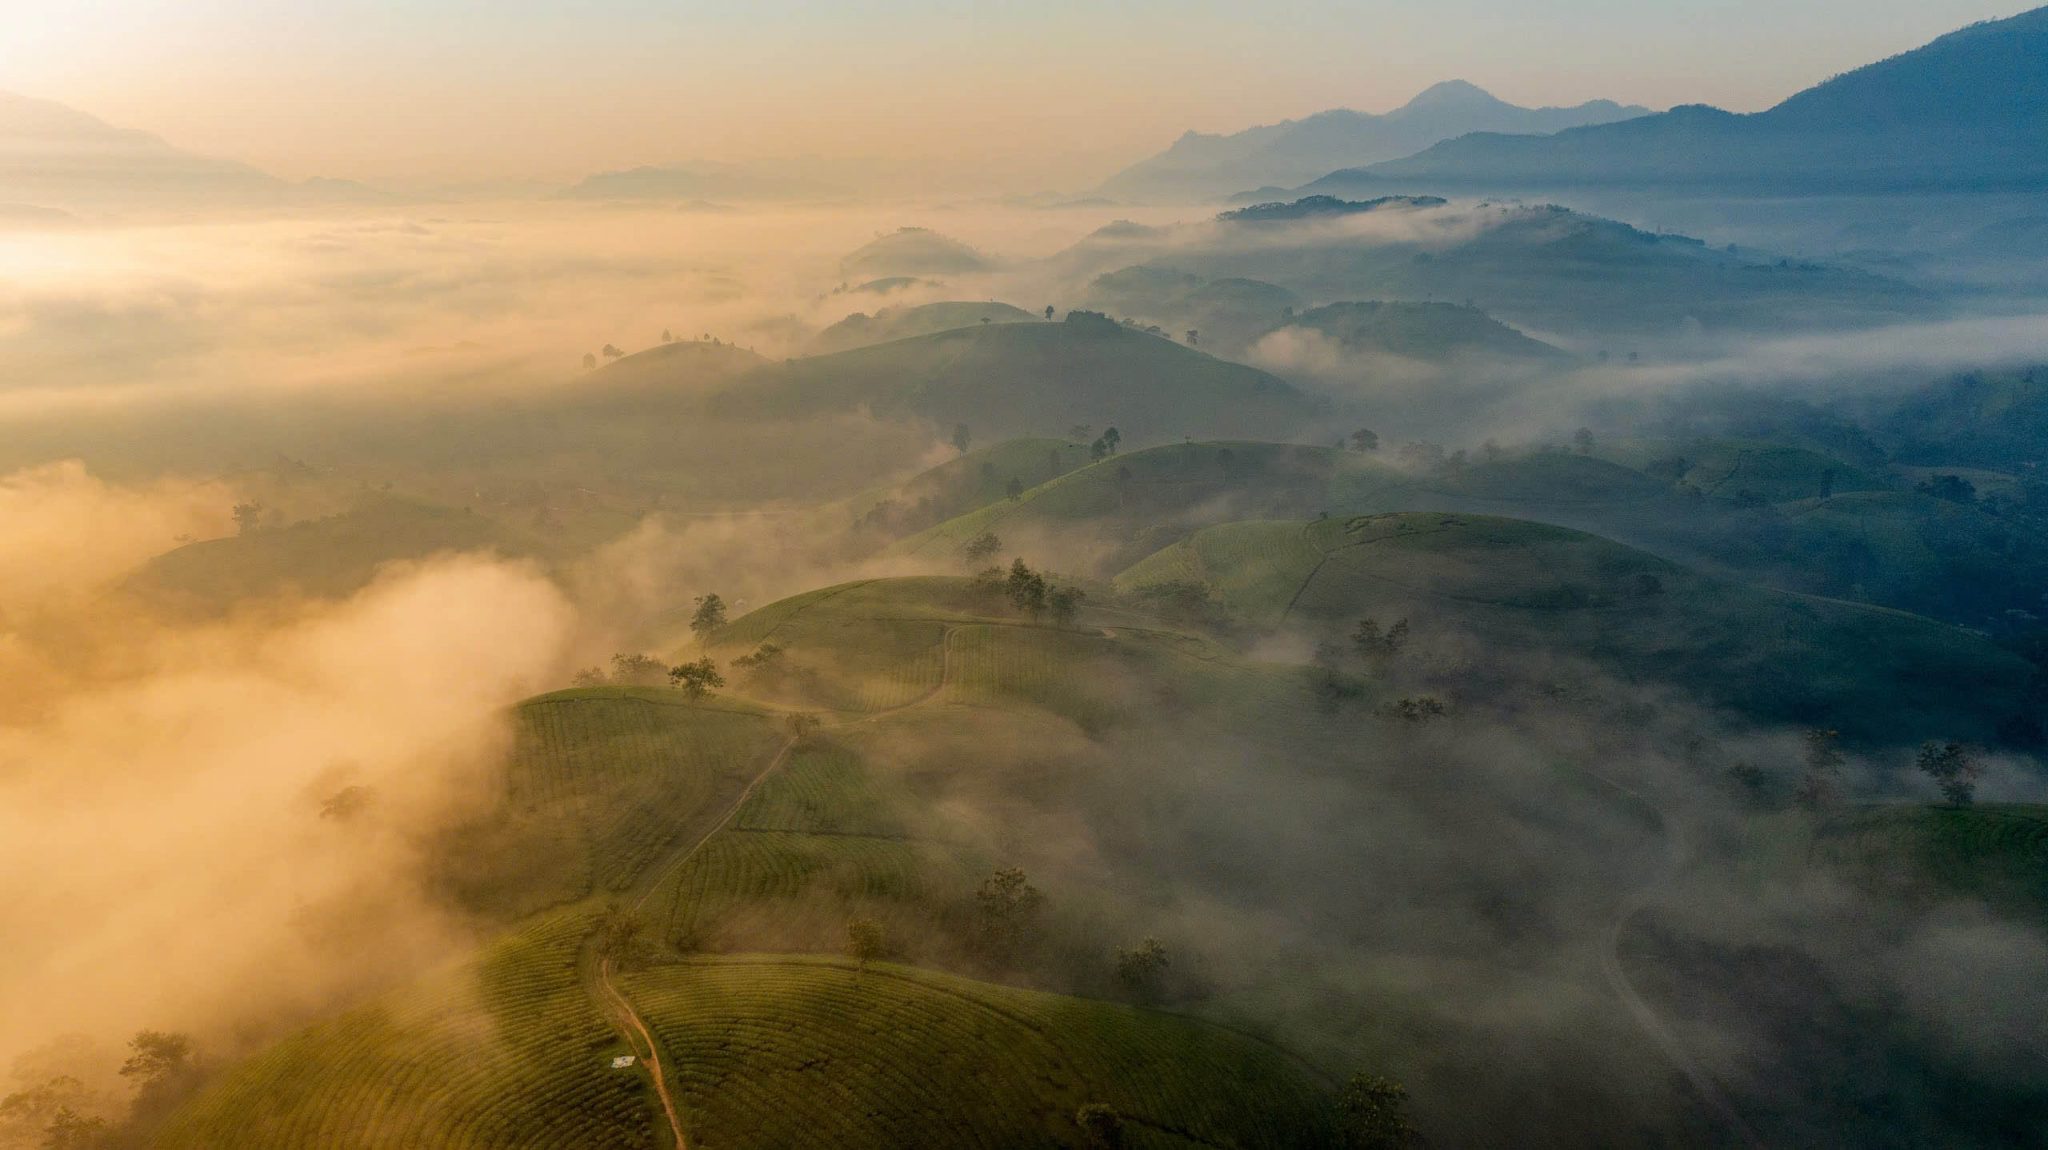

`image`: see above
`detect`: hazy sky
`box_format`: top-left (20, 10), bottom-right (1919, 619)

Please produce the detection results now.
top-left (0, 1), bottom-right (2029, 188)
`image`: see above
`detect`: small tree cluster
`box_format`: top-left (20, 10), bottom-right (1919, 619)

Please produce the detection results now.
top-left (609, 653), bottom-right (669, 686)
top-left (1113, 938), bottom-right (1169, 1000)
top-left (975, 866), bottom-right (1044, 959)
top-left (732, 642), bottom-right (786, 678)
top-left (231, 501), bottom-right (267, 536)
top-left (669, 657), bottom-right (725, 699)
top-left (1380, 696), bottom-right (1446, 724)
top-left (1089, 427), bottom-right (1122, 461)
top-left (962, 531), bottom-right (1003, 565)
top-left (1337, 1073), bottom-right (1416, 1149)
top-left (596, 904), bottom-right (649, 967)
top-left (1352, 617), bottom-right (1410, 664)
top-left (1349, 428), bottom-right (1379, 453)
top-left (1915, 740), bottom-right (1980, 806)
top-left (845, 916), bottom-right (886, 970)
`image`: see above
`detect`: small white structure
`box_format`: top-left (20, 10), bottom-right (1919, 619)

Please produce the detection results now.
top-left (611, 1055), bottom-right (638, 1070)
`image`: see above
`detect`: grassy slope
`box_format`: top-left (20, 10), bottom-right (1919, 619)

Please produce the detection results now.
top-left (435, 689), bottom-right (786, 920)
top-left (626, 955), bottom-right (1338, 1150)
top-left (1118, 513), bottom-right (2036, 744)
top-left (129, 495), bottom-right (553, 610)
top-left (158, 912), bottom-right (656, 1150)
top-left (714, 316), bottom-right (1323, 442)
top-left (1811, 803), bottom-right (2048, 917)
top-left (807, 301), bottom-right (1043, 355)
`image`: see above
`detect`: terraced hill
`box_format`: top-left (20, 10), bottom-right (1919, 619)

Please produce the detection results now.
top-left (625, 955), bottom-right (1339, 1149)
top-left (1116, 513), bottom-right (2037, 744)
top-left (157, 911), bottom-right (657, 1150)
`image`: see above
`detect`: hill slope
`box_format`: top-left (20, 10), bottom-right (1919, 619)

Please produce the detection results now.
top-left (1116, 513), bottom-right (2036, 744)
top-left (714, 312), bottom-right (1323, 442)
top-left (807, 300), bottom-right (1043, 355)
top-left (1100, 81), bottom-right (1649, 200)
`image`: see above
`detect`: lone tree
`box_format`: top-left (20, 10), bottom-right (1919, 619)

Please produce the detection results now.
top-left (962, 531), bottom-right (1003, 565)
top-left (1044, 305), bottom-right (1056, 321)
top-left (662, 328), bottom-right (674, 343)
top-left (1796, 729), bottom-right (1846, 810)
top-left (1005, 476), bottom-right (1024, 500)
top-left (690, 593), bottom-right (728, 639)
top-left (1114, 938), bottom-right (1169, 1000)
top-left (1075, 1103), bottom-right (1126, 1148)
top-left (975, 866), bottom-right (1044, 957)
top-left (601, 343), bottom-right (624, 360)
top-left (669, 657), bottom-right (725, 699)
top-left (1185, 329), bottom-right (1199, 347)
top-left (845, 917), bottom-right (886, 970)
top-left (1573, 427), bottom-right (1596, 455)
top-left (1047, 586), bottom-right (1085, 626)
top-left (582, 352), bottom-right (598, 370)
top-left (952, 423), bottom-right (972, 454)
top-left (1915, 740), bottom-right (1981, 806)
top-left (1337, 1073), bottom-right (1416, 1149)
top-left (1350, 428), bottom-right (1380, 453)
top-left (231, 501), bottom-right (266, 536)
top-left (1005, 559), bottom-right (1049, 617)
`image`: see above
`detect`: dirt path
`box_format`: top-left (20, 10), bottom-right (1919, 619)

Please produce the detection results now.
top-left (586, 625), bottom-right (960, 1150)
top-left (1580, 771), bottom-right (1765, 1149)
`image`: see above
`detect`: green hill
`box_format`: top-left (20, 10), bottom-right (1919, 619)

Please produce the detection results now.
top-left (1810, 803), bottom-right (2048, 918)
top-left (1269, 300), bottom-right (1568, 362)
top-left (129, 495), bottom-right (554, 612)
top-left (712, 313), bottom-right (1323, 443)
top-left (626, 955), bottom-right (1338, 1149)
top-left (807, 301), bottom-right (1043, 355)
top-left (1116, 513), bottom-right (2037, 744)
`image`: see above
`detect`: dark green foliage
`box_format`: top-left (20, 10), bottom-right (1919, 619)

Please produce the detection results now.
top-left (1075, 1103), bottom-right (1126, 1148)
top-left (607, 653), bottom-right (668, 686)
top-left (690, 593), bottom-right (728, 638)
top-left (1113, 938), bottom-right (1169, 1001)
top-left (1352, 617), bottom-right (1409, 663)
top-left (845, 917), bottom-right (886, 969)
top-left (962, 530), bottom-right (1003, 565)
top-left (1914, 740), bottom-right (1980, 806)
top-left (974, 866), bottom-right (1044, 958)
top-left (668, 657), bottom-right (725, 699)
top-left (1047, 586), bottom-right (1085, 626)
top-left (1005, 559), bottom-right (1048, 617)
top-left (1338, 1073), bottom-right (1415, 1149)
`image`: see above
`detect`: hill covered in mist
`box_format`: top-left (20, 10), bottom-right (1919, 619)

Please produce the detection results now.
top-left (1307, 7), bottom-right (2048, 196)
top-left (1100, 80), bottom-right (1649, 201)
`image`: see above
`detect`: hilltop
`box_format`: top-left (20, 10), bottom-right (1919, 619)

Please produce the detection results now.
top-left (1099, 80), bottom-right (1649, 201)
top-left (712, 311), bottom-right (1323, 442)
top-left (807, 300), bottom-right (1044, 355)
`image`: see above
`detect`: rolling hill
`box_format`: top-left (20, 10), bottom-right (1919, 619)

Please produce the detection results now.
top-left (1318, 8), bottom-right (2048, 195)
top-left (1115, 512), bottom-right (2037, 744)
top-left (1270, 300), bottom-right (1567, 362)
top-left (840, 227), bottom-right (995, 279)
top-left (807, 300), bottom-right (1044, 355)
top-left (711, 311), bottom-right (1324, 442)
top-left (1099, 80), bottom-right (1650, 201)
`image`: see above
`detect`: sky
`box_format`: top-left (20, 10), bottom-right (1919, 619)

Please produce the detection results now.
top-left (0, 0), bottom-right (2031, 189)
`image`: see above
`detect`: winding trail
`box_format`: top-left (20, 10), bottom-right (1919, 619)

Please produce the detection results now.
top-left (1580, 770), bottom-right (1765, 1149)
top-left (585, 625), bottom-right (961, 1150)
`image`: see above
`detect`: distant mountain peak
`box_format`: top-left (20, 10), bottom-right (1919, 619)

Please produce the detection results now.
top-left (1400, 80), bottom-right (1505, 111)
top-left (1099, 83), bottom-right (1649, 200)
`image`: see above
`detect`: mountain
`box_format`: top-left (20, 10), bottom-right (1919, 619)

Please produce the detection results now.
top-left (1328, 8), bottom-right (2048, 195)
top-left (1098, 81), bottom-right (1650, 201)
top-left (0, 90), bottom-right (288, 210)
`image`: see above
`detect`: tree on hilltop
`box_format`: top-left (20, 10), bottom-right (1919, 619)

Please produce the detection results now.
top-left (1915, 740), bottom-right (1980, 806)
top-left (690, 593), bottom-right (728, 639)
